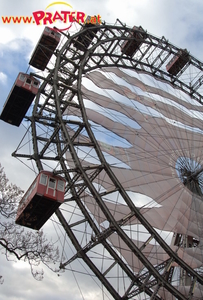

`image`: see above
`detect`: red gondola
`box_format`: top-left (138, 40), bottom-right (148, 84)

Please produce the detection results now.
top-left (0, 72), bottom-right (40, 126)
top-left (166, 49), bottom-right (190, 76)
top-left (121, 26), bottom-right (147, 57)
top-left (29, 26), bottom-right (61, 71)
top-left (16, 171), bottom-right (66, 230)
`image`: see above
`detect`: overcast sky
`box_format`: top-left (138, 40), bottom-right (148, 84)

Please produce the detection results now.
top-left (0, 0), bottom-right (203, 299)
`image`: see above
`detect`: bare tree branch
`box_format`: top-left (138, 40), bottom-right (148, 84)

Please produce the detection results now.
top-left (0, 164), bottom-right (60, 282)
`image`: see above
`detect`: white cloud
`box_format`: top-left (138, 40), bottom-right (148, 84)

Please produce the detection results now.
top-left (0, 72), bottom-right (7, 84)
top-left (1, 27), bottom-right (15, 44)
top-left (1, 0), bottom-right (203, 299)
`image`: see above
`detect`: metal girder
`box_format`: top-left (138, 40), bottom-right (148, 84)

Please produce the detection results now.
top-left (12, 22), bottom-right (203, 299)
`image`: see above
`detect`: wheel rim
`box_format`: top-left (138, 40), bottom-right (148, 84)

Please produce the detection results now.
top-left (13, 21), bottom-right (203, 299)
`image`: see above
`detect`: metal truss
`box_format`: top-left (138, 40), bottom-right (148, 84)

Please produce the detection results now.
top-left (13, 20), bottom-right (203, 299)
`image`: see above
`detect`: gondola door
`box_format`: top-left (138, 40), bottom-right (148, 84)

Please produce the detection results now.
top-left (46, 176), bottom-right (57, 199)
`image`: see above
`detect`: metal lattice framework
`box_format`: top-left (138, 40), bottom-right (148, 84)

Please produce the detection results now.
top-left (13, 20), bottom-right (203, 299)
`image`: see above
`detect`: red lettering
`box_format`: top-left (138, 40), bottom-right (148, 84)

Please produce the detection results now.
top-left (32, 10), bottom-right (96, 27)
top-left (32, 11), bottom-right (45, 25)
top-left (53, 11), bottom-right (63, 23)
top-left (76, 12), bottom-right (85, 23)
top-left (69, 12), bottom-right (76, 22)
top-left (12, 16), bottom-right (22, 24)
top-left (85, 14), bottom-right (102, 25)
top-left (43, 12), bottom-right (53, 25)
top-left (90, 16), bottom-right (97, 25)
top-left (2, 16), bottom-right (12, 24)
top-left (97, 14), bottom-right (101, 24)
top-left (23, 16), bottom-right (33, 24)
top-left (61, 11), bottom-right (71, 23)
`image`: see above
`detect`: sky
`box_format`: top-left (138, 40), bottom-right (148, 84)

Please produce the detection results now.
top-left (0, 0), bottom-right (203, 299)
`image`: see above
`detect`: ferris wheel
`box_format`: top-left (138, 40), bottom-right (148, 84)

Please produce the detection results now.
top-left (3, 18), bottom-right (203, 299)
